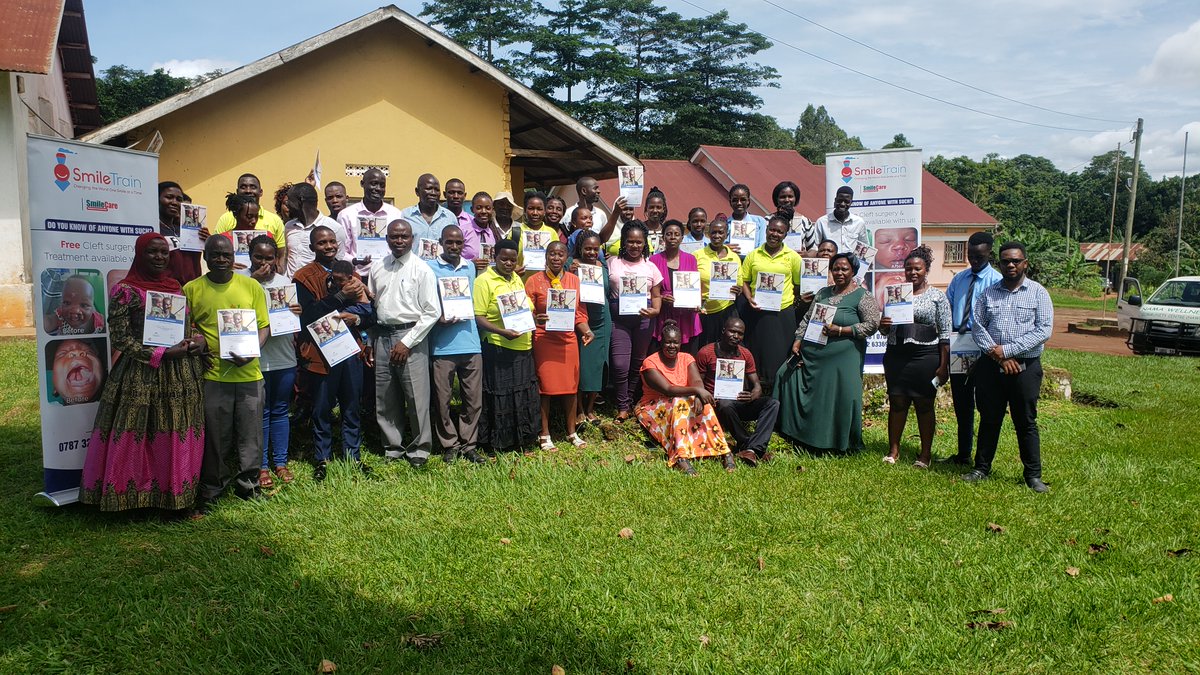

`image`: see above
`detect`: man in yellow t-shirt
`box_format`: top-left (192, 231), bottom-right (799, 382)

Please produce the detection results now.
top-left (184, 235), bottom-right (269, 512)
top-left (210, 173), bottom-right (287, 257)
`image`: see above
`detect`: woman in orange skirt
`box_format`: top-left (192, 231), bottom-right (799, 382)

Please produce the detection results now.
top-left (526, 240), bottom-right (594, 449)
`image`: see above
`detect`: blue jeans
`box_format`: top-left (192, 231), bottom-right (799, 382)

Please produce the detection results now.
top-left (310, 360), bottom-right (363, 463)
top-left (261, 367), bottom-right (296, 469)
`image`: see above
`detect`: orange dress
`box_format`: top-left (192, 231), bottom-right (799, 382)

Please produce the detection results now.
top-left (637, 352), bottom-right (731, 465)
top-left (525, 271), bottom-right (588, 395)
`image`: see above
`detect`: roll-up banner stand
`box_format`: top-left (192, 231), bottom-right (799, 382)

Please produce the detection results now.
top-left (27, 135), bottom-right (158, 506)
top-left (824, 148), bottom-right (923, 374)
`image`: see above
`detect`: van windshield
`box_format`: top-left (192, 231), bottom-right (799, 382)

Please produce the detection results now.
top-left (1147, 280), bottom-right (1200, 307)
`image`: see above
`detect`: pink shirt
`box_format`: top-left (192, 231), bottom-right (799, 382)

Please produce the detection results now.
top-left (607, 256), bottom-right (664, 296)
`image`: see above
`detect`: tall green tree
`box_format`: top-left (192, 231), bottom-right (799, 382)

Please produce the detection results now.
top-left (793, 105), bottom-right (865, 164)
top-left (882, 133), bottom-right (912, 149)
top-left (420, 0), bottom-right (535, 69)
top-left (519, 0), bottom-right (614, 108)
top-left (95, 65), bottom-right (192, 125)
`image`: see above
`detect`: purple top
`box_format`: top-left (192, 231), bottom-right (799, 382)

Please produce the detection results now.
top-left (649, 250), bottom-right (702, 343)
top-left (462, 216), bottom-right (495, 261)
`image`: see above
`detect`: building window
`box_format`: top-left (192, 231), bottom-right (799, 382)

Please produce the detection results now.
top-left (944, 241), bottom-right (967, 265)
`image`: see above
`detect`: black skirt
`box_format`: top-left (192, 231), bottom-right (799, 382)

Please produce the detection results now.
top-left (479, 342), bottom-right (541, 451)
top-left (883, 342), bottom-right (940, 399)
top-left (743, 304), bottom-right (797, 395)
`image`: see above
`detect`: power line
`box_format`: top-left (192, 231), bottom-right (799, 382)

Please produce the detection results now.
top-left (757, 0), bottom-right (1132, 125)
top-left (674, 0), bottom-right (1125, 134)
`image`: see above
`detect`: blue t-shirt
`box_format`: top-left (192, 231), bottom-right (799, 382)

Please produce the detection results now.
top-left (426, 256), bottom-right (482, 356)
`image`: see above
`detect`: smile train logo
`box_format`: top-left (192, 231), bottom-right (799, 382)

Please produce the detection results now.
top-left (53, 147), bottom-right (76, 191)
top-left (840, 157), bottom-right (855, 184)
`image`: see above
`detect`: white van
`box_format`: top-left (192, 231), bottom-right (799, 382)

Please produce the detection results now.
top-left (1117, 276), bottom-right (1200, 355)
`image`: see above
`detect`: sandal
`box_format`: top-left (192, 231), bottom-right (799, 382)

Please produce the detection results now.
top-left (674, 458), bottom-right (697, 476)
top-left (272, 465), bottom-right (294, 483)
top-left (614, 411), bottom-right (631, 424)
top-left (539, 435), bottom-right (556, 451)
top-left (566, 433), bottom-right (588, 448)
top-left (721, 453), bottom-right (737, 473)
top-left (882, 455), bottom-right (897, 465)
top-left (913, 460), bottom-right (930, 470)
top-left (258, 468), bottom-right (274, 488)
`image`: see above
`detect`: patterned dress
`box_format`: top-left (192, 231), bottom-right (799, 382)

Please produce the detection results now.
top-left (79, 284), bottom-right (207, 510)
top-left (637, 352), bottom-right (731, 466)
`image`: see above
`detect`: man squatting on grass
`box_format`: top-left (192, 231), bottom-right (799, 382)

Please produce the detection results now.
top-left (76, 166), bottom-right (1056, 518)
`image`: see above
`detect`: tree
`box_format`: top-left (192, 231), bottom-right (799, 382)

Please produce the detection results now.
top-left (882, 133), bottom-right (912, 149)
top-left (519, 0), bottom-right (614, 108)
top-left (738, 114), bottom-right (795, 150)
top-left (420, 0), bottom-right (535, 69)
top-left (793, 105), bottom-right (864, 164)
top-left (96, 65), bottom-right (191, 125)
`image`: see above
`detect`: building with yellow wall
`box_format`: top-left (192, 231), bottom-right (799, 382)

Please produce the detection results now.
top-left (83, 5), bottom-right (638, 218)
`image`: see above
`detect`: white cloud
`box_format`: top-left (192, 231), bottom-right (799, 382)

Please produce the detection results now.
top-left (151, 58), bottom-right (241, 78)
top-left (1138, 19), bottom-right (1200, 85)
top-left (1048, 122), bottom-right (1200, 177)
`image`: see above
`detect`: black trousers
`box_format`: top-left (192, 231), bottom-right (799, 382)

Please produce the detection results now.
top-left (949, 373), bottom-right (977, 459)
top-left (715, 396), bottom-right (780, 455)
top-left (973, 357), bottom-right (1043, 479)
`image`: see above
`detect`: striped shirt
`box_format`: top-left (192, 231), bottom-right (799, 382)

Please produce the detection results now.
top-left (971, 277), bottom-right (1054, 359)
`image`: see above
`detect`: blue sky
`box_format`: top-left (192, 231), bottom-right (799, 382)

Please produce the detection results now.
top-left (85, 0), bottom-right (1199, 178)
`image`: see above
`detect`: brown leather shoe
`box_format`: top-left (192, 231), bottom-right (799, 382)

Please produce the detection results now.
top-left (760, 451), bottom-right (775, 463)
top-left (272, 465), bottom-right (294, 484)
top-left (258, 469), bottom-right (274, 489)
top-left (721, 453), bottom-right (737, 472)
top-left (735, 450), bottom-right (759, 467)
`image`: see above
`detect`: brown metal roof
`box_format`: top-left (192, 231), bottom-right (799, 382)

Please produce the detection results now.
top-left (1079, 242), bottom-right (1146, 262)
top-left (0, 0), bottom-right (65, 74)
top-left (58, 0), bottom-right (100, 136)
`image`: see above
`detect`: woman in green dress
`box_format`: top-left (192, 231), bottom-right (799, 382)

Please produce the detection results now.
top-left (573, 232), bottom-right (611, 425)
top-left (775, 252), bottom-right (880, 453)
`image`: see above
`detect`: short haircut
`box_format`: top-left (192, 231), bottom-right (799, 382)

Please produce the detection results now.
top-left (309, 225), bottom-right (336, 244)
top-left (830, 251), bottom-right (858, 271)
top-left (237, 173), bottom-right (260, 185)
top-left (524, 191), bottom-right (547, 207)
top-left (325, 181), bottom-right (346, 191)
top-left (471, 191), bottom-right (492, 203)
top-left (569, 206), bottom-right (591, 226)
top-left (819, 238), bottom-right (838, 249)
top-left (767, 214), bottom-right (789, 230)
top-left (446, 177), bottom-right (465, 187)
top-left (330, 259), bottom-right (356, 276)
top-left (248, 234), bottom-right (277, 253)
top-left (662, 219), bottom-right (685, 234)
top-left (836, 186), bottom-right (854, 197)
top-left (728, 183), bottom-right (750, 198)
top-left (495, 238), bottom-right (518, 253)
top-left (967, 231), bottom-right (994, 248)
top-left (440, 224), bottom-right (463, 240)
top-left (998, 241), bottom-right (1026, 257)
top-left (290, 182), bottom-right (318, 204)
top-left (158, 181), bottom-right (182, 195)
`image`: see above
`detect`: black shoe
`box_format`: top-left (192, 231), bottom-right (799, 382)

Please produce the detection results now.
top-left (240, 488), bottom-right (270, 502)
top-left (461, 449), bottom-right (487, 464)
top-left (1025, 477), bottom-right (1049, 493)
top-left (407, 456), bottom-right (428, 469)
top-left (442, 449), bottom-right (458, 464)
top-left (937, 454), bottom-right (972, 465)
top-left (960, 469), bottom-right (989, 483)
top-left (313, 463), bottom-right (328, 482)
top-left (675, 458), bottom-right (697, 476)
top-left (357, 462), bottom-right (373, 476)
top-left (189, 501), bottom-right (214, 520)
top-left (721, 453), bottom-right (737, 472)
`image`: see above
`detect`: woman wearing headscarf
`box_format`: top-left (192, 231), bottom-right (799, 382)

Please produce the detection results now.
top-left (80, 233), bottom-right (209, 513)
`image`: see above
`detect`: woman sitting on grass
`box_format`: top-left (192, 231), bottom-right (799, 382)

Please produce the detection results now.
top-left (638, 320), bottom-right (735, 475)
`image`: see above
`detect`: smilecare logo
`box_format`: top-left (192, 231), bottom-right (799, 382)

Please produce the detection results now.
top-left (53, 148), bottom-right (76, 191)
top-left (840, 157), bottom-right (855, 184)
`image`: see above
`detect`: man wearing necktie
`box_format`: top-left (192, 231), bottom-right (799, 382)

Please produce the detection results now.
top-left (941, 232), bottom-right (1001, 465)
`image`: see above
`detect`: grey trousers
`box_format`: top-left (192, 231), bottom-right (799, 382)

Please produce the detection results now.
top-left (375, 330), bottom-right (432, 461)
top-left (431, 352), bottom-right (483, 454)
top-left (201, 379), bottom-right (263, 500)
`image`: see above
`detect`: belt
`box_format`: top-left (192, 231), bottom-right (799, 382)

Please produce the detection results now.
top-left (376, 321), bottom-right (416, 333)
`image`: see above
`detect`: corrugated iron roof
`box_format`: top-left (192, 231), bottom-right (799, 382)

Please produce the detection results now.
top-left (0, 0), bottom-right (65, 74)
top-left (597, 159), bottom-right (733, 223)
top-left (1079, 242), bottom-right (1147, 262)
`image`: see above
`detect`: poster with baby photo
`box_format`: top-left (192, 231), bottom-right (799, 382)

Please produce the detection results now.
top-left (43, 337), bottom-right (108, 406)
top-left (39, 268), bottom-right (107, 337)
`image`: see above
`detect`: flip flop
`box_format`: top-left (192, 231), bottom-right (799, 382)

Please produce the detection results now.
top-left (913, 460), bottom-right (930, 470)
top-left (882, 455), bottom-right (897, 465)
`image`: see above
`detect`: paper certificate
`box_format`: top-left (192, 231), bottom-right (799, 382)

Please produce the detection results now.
top-left (577, 264), bottom-right (605, 304)
top-left (646, 231), bottom-right (663, 256)
top-left (852, 242), bottom-right (876, 281)
top-left (479, 242), bottom-right (494, 265)
top-left (949, 333), bottom-right (981, 375)
top-left (143, 291), bottom-right (186, 347)
top-left (437, 276), bottom-right (473, 321)
top-left (231, 230), bottom-right (258, 273)
top-left (618, 165), bottom-right (645, 208)
top-left (883, 283), bottom-right (914, 325)
top-left (800, 258), bottom-right (829, 295)
top-left (680, 240), bottom-right (705, 255)
top-left (522, 230), bottom-right (550, 271)
top-left (498, 289), bottom-right (535, 334)
top-left (264, 283), bottom-right (300, 336)
top-left (708, 261), bottom-right (739, 300)
top-left (802, 303), bottom-right (836, 345)
top-left (179, 204), bottom-right (205, 252)
top-left (418, 238), bottom-right (441, 261)
top-left (306, 310), bottom-right (360, 367)
top-left (355, 216), bottom-right (389, 260)
top-left (755, 272), bottom-right (785, 311)
top-left (618, 275), bottom-right (650, 316)
top-left (217, 308), bottom-right (260, 359)
top-left (784, 217), bottom-right (810, 252)
top-left (672, 270), bottom-right (701, 309)
top-left (546, 288), bottom-right (577, 332)
top-left (713, 358), bottom-right (745, 400)
top-left (728, 220), bottom-right (757, 253)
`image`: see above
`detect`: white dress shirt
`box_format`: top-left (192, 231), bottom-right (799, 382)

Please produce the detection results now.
top-left (814, 211), bottom-right (869, 253)
top-left (368, 250), bottom-right (440, 349)
top-left (337, 200), bottom-right (405, 273)
top-left (284, 214), bottom-right (345, 278)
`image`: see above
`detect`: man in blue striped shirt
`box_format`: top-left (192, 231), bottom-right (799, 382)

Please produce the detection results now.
top-left (963, 241), bottom-right (1054, 492)
top-left (941, 232), bottom-right (1002, 465)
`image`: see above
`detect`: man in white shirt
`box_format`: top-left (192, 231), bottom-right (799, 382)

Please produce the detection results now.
top-left (563, 176), bottom-right (615, 238)
top-left (368, 219), bottom-right (441, 467)
top-left (337, 168), bottom-right (403, 276)
top-left (815, 186), bottom-right (870, 253)
top-left (284, 183), bottom-right (346, 277)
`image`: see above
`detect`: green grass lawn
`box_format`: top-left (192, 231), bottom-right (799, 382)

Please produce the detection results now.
top-left (1, 339), bottom-right (1197, 673)
top-left (1048, 288), bottom-right (1114, 312)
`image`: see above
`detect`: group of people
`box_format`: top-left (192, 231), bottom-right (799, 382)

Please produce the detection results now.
top-left (77, 170), bottom-right (1054, 517)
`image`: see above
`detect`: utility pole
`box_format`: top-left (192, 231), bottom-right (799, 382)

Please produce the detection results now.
top-left (1120, 118), bottom-right (1143, 284)
top-left (1178, 131), bottom-right (1189, 277)
top-left (1103, 143), bottom-right (1121, 313)
top-left (1065, 195), bottom-right (1072, 258)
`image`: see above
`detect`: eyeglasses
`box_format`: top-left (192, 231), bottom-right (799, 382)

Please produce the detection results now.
top-left (999, 258), bottom-right (1026, 266)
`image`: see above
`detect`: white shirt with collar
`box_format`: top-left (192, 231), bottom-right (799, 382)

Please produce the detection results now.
top-left (284, 213), bottom-right (344, 278)
top-left (815, 211), bottom-right (869, 253)
top-left (337, 200), bottom-right (405, 271)
top-left (368, 250), bottom-right (440, 349)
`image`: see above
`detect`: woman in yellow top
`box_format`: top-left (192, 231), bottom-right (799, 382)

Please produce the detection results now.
top-left (473, 239), bottom-right (540, 452)
top-left (739, 215), bottom-right (802, 394)
top-left (517, 192), bottom-right (563, 279)
top-left (693, 217), bottom-right (742, 349)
